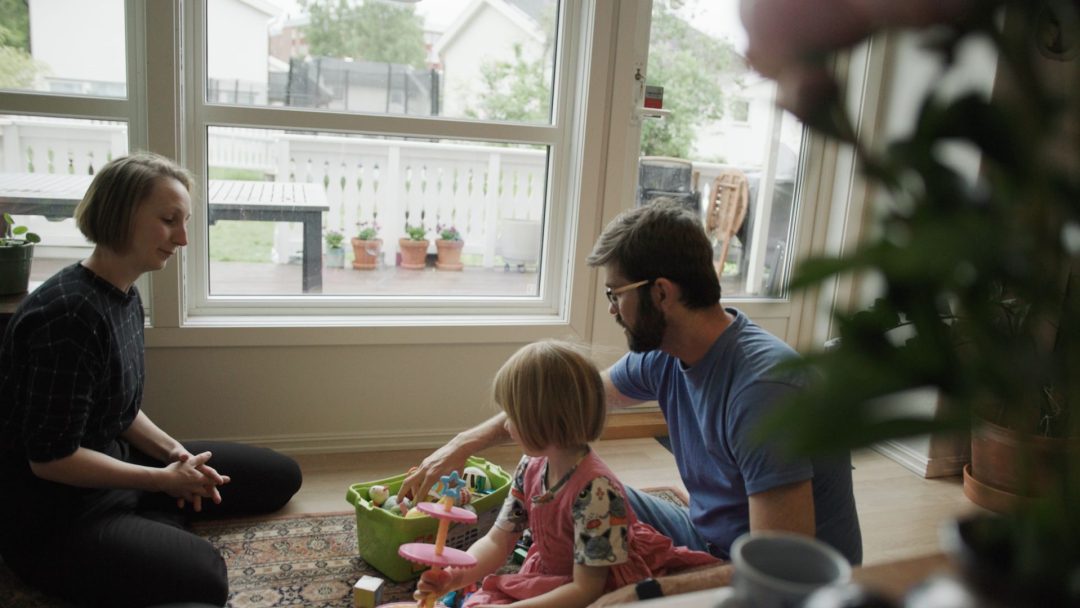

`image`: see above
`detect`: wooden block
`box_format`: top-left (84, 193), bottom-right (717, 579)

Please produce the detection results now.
top-left (353, 575), bottom-right (384, 608)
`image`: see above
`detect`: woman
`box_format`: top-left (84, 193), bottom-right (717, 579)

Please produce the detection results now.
top-left (0, 153), bottom-right (302, 608)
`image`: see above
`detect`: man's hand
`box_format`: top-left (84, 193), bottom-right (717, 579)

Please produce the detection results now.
top-left (397, 414), bottom-right (512, 501)
top-left (397, 441), bottom-right (471, 502)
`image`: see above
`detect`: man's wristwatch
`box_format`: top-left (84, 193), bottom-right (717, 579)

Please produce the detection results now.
top-left (636, 577), bottom-right (664, 600)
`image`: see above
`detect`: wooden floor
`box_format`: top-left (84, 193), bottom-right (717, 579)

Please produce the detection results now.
top-left (283, 438), bottom-right (977, 567)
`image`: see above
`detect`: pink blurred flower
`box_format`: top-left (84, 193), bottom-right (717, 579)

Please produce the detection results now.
top-left (741, 0), bottom-right (976, 77)
top-left (740, 0), bottom-right (976, 126)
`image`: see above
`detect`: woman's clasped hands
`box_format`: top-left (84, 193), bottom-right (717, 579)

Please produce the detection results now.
top-left (161, 449), bottom-right (231, 512)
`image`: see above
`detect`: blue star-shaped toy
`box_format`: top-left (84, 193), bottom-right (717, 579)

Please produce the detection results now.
top-left (439, 471), bottom-right (463, 504)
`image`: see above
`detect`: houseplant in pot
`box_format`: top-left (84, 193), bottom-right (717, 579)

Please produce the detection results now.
top-left (351, 220), bottom-right (382, 270)
top-left (740, 0), bottom-right (1079, 604)
top-left (324, 229), bottom-right (346, 269)
top-left (399, 222), bottom-right (429, 270)
top-left (0, 213), bottom-right (41, 295)
top-left (435, 223), bottom-right (464, 271)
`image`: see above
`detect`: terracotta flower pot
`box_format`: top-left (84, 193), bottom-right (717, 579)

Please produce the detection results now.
top-left (351, 238), bottom-right (382, 270)
top-left (964, 417), bottom-right (1077, 513)
top-left (398, 238), bottom-right (429, 270)
top-left (435, 239), bottom-right (464, 271)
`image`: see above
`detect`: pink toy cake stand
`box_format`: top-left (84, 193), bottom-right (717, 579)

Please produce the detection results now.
top-left (379, 501), bottom-right (478, 608)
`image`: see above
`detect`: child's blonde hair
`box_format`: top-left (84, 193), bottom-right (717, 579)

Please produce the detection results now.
top-left (493, 340), bottom-right (606, 452)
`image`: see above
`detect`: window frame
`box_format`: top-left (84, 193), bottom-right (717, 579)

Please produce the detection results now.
top-left (178, 0), bottom-right (596, 327)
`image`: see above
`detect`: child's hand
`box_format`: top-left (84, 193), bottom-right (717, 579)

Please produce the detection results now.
top-left (414, 568), bottom-right (459, 602)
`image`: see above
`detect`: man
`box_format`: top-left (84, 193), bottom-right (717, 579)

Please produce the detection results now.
top-left (400, 199), bottom-right (861, 605)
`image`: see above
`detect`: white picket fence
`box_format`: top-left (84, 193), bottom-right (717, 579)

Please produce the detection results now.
top-left (0, 118), bottom-right (548, 267)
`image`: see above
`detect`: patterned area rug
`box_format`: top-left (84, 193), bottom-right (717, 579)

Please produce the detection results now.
top-left (0, 487), bottom-right (688, 608)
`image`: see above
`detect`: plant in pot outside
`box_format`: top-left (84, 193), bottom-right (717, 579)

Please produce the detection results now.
top-left (435, 223), bottom-right (464, 271)
top-left (324, 229), bottom-right (346, 269)
top-left (399, 222), bottom-right (429, 270)
top-left (0, 213), bottom-right (41, 295)
top-left (740, 0), bottom-right (1079, 605)
top-left (352, 220), bottom-right (382, 270)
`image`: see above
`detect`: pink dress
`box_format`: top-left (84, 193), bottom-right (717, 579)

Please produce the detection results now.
top-left (464, 450), bottom-right (719, 606)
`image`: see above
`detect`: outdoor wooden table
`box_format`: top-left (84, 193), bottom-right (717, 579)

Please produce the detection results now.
top-left (0, 173), bottom-right (330, 292)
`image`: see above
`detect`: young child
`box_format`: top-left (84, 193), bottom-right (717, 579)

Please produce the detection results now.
top-left (416, 340), bottom-right (719, 607)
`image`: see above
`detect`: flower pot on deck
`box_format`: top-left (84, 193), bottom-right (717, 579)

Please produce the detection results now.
top-left (435, 239), bottom-right (464, 271)
top-left (351, 238), bottom-right (382, 270)
top-left (398, 238), bottom-right (429, 270)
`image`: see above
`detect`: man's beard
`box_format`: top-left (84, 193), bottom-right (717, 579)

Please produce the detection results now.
top-left (621, 294), bottom-right (666, 352)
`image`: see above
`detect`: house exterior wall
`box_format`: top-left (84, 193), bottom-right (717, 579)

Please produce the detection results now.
top-left (28, 0), bottom-right (272, 90)
top-left (206, 0), bottom-right (274, 85)
top-left (439, 6), bottom-right (544, 118)
top-left (28, 0), bottom-right (125, 84)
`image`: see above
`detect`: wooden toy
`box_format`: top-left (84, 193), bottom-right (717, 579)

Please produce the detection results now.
top-left (352, 575), bottom-right (384, 608)
top-left (390, 472), bottom-right (478, 608)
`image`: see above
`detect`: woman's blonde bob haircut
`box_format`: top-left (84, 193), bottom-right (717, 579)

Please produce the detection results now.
top-left (75, 153), bottom-right (193, 252)
top-left (493, 340), bottom-right (606, 452)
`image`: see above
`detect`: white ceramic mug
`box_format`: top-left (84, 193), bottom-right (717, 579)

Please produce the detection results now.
top-left (722, 531), bottom-right (852, 608)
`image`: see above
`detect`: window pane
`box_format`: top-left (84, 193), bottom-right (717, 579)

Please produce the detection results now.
top-left (207, 0), bottom-right (559, 124)
top-left (638, 0), bottom-right (802, 299)
top-left (0, 0), bottom-right (126, 97)
top-left (206, 126), bottom-right (546, 297)
top-left (0, 114), bottom-right (128, 287)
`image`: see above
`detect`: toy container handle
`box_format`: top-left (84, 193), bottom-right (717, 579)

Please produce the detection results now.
top-left (346, 486), bottom-right (374, 513)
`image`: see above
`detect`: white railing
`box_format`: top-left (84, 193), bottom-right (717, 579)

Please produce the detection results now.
top-left (0, 118), bottom-right (548, 267)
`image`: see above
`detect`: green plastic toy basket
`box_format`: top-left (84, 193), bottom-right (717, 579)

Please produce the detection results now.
top-left (345, 456), bottom-right (511, 582)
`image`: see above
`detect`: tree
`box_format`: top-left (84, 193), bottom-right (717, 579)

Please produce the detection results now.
top-left (0, 0), bottom-right (40, 89)
top-left (462, 1), bottom-right (737, 158)
top-left (0, 0), bottom-right (29, 51)
top-left (640, 2), bottom-right (737, 158)
top-left (464, 43), bottom-right (551, 123)
top-left (301, 0), bottom-right (426, 69)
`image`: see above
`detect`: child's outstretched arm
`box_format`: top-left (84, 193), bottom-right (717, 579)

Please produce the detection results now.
top-left (415, 525), bottom-right (520, 601)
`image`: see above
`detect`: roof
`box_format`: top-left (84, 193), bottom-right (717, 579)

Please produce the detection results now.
top-left (433, 0), bottom-right (545, 57)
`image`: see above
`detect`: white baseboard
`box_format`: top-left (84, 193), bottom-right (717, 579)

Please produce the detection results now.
top-left (872, 440), bottom-right (969, 478)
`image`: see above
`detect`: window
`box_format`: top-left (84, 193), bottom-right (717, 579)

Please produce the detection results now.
top-left (633, 0), bottom-right (806, 299)
top-left (0, 0), bottom-right (127, 99)
top-left (0, 0), bottom-right (132, 293)
top-left (189, 0), bottom-right (587, 319)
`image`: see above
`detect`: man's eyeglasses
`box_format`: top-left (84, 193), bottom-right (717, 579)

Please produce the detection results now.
top-left (605, 279), bottom-right (652, 306)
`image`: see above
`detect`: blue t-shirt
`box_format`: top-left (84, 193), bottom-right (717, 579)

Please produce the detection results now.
top-left (610, 308), bottom-right (862, 564)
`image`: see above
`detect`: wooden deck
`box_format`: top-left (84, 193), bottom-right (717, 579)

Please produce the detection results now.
top-left (31, 257), bottom-right (541, 297)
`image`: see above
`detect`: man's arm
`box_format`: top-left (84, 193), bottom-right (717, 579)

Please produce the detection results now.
top-left (589, 480), bottom-right (815, 606)
top-left (601, 368), bottom-right (644, 411)
top-left (397, 413), bottom-right (512, 501)
top-left (588, 563), bottom-right (734, 607)
top-left (748, 479), bottom-right (816, 536)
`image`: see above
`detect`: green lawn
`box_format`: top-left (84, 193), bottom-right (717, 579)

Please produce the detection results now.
top-left (206, 167), bottom-right (276, 262)
top-left (208, 221), bottom-right (275, 263)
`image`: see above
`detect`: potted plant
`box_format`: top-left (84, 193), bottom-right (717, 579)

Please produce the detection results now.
top-left (435, 223), bottom-right (464, 271)
top-left (399, 222), bottom-right (429, 270)
top-left (351, 221), bottom-right (382, 270)
top-left (324, 229), bottom-right (346, 269)
top-left (741, 0), bottom-right (1079, 604)
top-left (0, 213), bottom-right (41, 295)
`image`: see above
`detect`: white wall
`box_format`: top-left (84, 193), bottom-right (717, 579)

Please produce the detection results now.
top-left (866, 30), bottom-right (998, 477)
